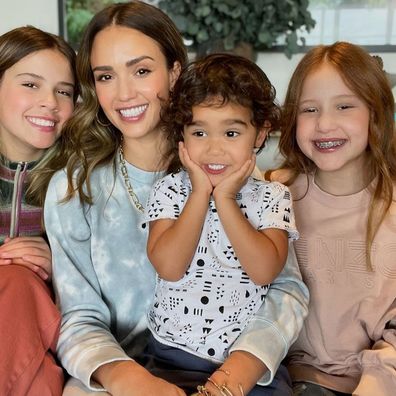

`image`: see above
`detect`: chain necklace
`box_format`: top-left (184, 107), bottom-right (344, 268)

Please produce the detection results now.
top-left (119, 145), bottom-right (144, 213)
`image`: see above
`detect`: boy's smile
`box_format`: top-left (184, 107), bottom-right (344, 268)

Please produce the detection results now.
top-left (183, 101), bottom-right (266, 186)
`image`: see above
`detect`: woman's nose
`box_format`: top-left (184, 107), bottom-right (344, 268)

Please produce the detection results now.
top-left (117, 78), bottom-right (137, 101)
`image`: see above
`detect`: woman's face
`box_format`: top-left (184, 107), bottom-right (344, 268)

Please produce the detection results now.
top-left (0, 49), bottom-right (75, 161)
top-left (90, 25), bottom-right (180, 144)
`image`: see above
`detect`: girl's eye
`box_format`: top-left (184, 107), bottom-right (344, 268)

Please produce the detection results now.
top-left (136, 68), bottom-right (150, 76)
top-left (225, 130), bottom-right (239, 138)
top-left (300, 107), bottom-right (317, 113)
top-left (22, 82), bottom-right (37, 89)
top-left (57, 89), bottom-right (73, 98)
top-left (338, 104), bottom-right (353, 110)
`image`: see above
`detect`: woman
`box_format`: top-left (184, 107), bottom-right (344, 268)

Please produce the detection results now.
top-left (44, 2), bottom-right (309, 395)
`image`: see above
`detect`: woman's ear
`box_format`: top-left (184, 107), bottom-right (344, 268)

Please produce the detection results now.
top-left (169, 61), bottom-right (182, 91)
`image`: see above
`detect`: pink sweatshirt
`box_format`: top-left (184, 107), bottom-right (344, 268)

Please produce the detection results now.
top-left (286, 174), bottom-right (396, 395)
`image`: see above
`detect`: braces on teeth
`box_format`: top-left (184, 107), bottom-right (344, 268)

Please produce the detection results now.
top-left (316, 140), bottom-right (344, 149)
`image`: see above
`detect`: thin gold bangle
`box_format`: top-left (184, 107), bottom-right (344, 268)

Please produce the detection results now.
top-left (220, 384), bottom-right (234, 396)
top-left (216, 368), bottom-right (231, 376)
top-left (207, 377), bottom-right (222, 391)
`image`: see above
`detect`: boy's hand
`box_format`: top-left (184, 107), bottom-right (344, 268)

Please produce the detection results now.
top-left (0, 236), bottom-right (52, 281)
top-left (179, 142), bottom-right (212, 196)
top-left (213, 154), bottom-right (256, 201)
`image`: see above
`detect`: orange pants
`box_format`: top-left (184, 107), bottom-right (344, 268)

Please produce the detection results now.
top-left (0, 265), bottom-right (64, 395)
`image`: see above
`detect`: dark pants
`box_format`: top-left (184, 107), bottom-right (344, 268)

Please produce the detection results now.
top-left (142, 335), bottom-right (293, 395)
top-left (293, 382), bottom-right (351, 396)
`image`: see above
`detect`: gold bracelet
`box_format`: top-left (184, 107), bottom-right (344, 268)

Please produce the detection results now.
top-left (216, 368), bottom-right (231, 376)
top-left (207, 368), bottom-right (245, 396)
top-left (220, 384), bottom-right (234, 396)
top-left (207, 377), bottom-right (222, 391)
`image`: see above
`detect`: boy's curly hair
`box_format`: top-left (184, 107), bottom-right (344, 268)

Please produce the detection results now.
top-left (162, 53), bottom-right (281, 174)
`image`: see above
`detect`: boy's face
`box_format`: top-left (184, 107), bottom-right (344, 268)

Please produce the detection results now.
top-left (183, 101), bottom-right (266, 186)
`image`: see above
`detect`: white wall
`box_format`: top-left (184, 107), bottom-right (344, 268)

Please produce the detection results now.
top-left (0, 0), bottom-right (59, 35)
top-left (1, 0), bottom-right (394, 101)
top-left (1, 0), bottom-right (394, 170)
top-left (257, 51), bottom-right (396, 104)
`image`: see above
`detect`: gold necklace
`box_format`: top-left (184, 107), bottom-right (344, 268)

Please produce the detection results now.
top-left (119, 146), bottom-right (144, 213)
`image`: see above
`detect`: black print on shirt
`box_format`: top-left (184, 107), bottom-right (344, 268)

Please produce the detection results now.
top-left (145, 172), bottom-right (297, 361)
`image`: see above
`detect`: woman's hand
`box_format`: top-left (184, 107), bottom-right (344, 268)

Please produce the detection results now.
top-left (179, 142), bottom-right (212, 196)
top-left (0, 236), bottom-right (52, 281)
top-left (95, 360), bottom-right (187, 396)
top-left (213, 154), bottom-right (256, 201)
top-left (202, 350), bottom-right (268, 396)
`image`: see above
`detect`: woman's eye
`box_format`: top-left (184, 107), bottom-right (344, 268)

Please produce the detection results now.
top-left (96, 74), bottom-right (112, 82)
top-left (136, 68), bottom-right (150, 76)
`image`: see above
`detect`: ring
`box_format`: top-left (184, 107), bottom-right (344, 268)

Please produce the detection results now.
top-left (196, 385), bottom-right (211, 396)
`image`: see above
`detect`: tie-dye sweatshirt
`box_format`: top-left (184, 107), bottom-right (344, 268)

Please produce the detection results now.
top-left (44, 157), bottom-right (309, 391)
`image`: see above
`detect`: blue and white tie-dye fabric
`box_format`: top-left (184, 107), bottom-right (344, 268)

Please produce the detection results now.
top-left (44, 159), bottom-right (309, 390)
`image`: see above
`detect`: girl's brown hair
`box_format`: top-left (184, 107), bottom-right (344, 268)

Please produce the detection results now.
top-left (0, 25), bottom-right (78, 206)
top-left (163, 53), bottom-right (281, 174)
top-left (279, 41), bottom-right (396, 268)
top-left (44, 0), bottom-right (188, 205)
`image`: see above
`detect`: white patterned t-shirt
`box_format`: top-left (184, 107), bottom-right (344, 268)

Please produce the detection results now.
top-left (144, 170), bottom-right (298, 362)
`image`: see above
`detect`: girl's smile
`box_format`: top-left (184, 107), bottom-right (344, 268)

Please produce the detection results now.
top-left (0, 48), bottom-right (75, 161)
top-left (26, 116), bottom-right (58, 132)
top-left (296, 62), bottom-right (370, 188)
top-left (313, 138), bottom-right (347, 151)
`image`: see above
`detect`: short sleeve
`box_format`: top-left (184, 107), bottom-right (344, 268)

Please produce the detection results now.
top-left (258, 182), bottom-right (299, 240)
top-left (142, 172), bottom-right (190, 226)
